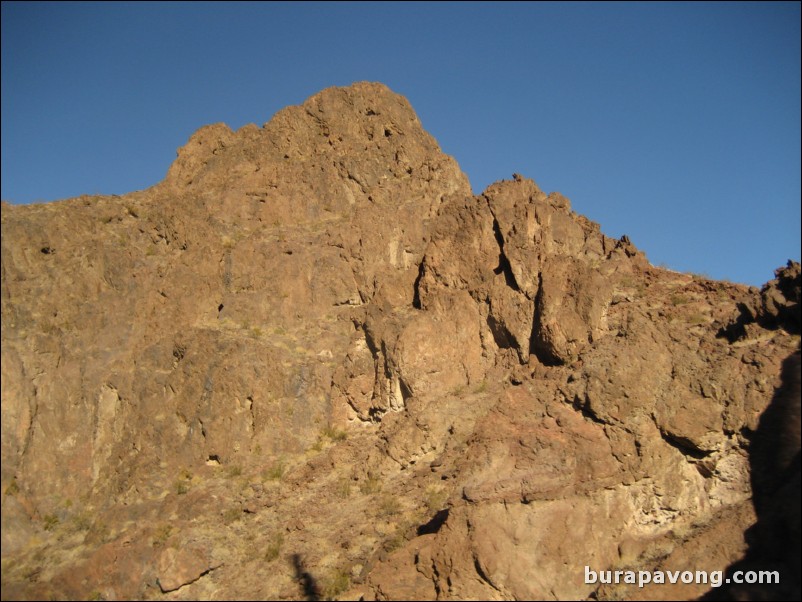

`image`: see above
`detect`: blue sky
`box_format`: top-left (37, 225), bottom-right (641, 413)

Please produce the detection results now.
top-left (2, 2), bottom-right (799, 286)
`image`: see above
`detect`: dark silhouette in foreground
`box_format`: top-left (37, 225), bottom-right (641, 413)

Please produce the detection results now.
top-left (291, 553), bottom-right (321, 601)
top-left (702, 350), bottom-right (801, 600)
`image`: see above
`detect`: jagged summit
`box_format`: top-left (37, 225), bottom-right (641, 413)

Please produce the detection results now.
top-left (1, 83), bottom-right (799, 600)
top-left (163, 82), bottom-right (470, 221)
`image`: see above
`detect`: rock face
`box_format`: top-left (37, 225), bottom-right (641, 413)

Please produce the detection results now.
top-left (1, 82), bottom-right (799, 601)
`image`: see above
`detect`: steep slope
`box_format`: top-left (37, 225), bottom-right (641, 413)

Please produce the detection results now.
top-left (1, 82), bottom-right (799, 601)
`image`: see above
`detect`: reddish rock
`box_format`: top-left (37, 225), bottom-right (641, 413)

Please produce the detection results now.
top-left (2, 82), bottom-right (798, 601)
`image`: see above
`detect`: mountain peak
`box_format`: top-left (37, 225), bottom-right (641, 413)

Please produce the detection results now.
top-left (1, 83), bottom-right (799, 601)
top-left (164, 82), bottom-right (470, 220)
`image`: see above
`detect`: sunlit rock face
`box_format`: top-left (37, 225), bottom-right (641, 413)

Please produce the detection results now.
top-left (2, 82), bottom-right (799, 601)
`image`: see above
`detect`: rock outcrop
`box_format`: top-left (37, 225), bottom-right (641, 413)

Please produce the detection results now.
top-left (2, 82), bottom-right (799, 601)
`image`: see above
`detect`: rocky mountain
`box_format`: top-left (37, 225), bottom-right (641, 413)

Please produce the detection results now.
top-left (1, 82), bottom-right (799, 601)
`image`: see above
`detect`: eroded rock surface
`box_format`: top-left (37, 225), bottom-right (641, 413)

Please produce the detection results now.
top-left (2, 82), bottom-right (799, 601)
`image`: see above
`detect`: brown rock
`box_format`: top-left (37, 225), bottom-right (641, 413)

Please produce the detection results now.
top-left (2, 82), bottom-right (798, 601)
top-left (157, 545), bottom-right (221, 593)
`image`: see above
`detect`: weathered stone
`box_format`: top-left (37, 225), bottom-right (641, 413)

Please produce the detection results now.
top-left (1, 82), bottom-right (798, 601)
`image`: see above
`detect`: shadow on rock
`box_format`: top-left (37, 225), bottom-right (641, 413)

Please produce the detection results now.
top-left (291, 553), bottom-right (321, 601)
top-left (702, 350), bottom-right (801, 601)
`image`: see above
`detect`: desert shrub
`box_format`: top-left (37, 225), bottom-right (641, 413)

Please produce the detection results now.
top-left (335, 479), bottom-right (351, 499)
top-left (43, 514), bottom-right (59, 531)
top-left (473, 380), bottom-right (488, 394)
top-left (71, 512), bottom-right (93, 531)
top-left (4, 479), bottom-right (19, 496)
top-left (262, 460), bottom-right (285, 481)
top-left (322, 568), bottom-right (351, 600)
top-left (222, 507), bottom-right (242, 524)
top-left (378, 494), bottom-right (401, 518)
top-left (264, 532), bottom-right (284, 562)
top-left (424, 486), bottom-right (447, 512)
top-left (322, 426), bottom-right (347, 442)
top-left (359, 476), bottom-right (382, 495)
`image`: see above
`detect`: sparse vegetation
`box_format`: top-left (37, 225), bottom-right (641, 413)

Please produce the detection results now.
top-left (262, 459), bottom-right (285, 481)
top-left (378, 494), bottom-right (401, 518)
top-left (359, 475), bottom-right (382, 495)
top-left (322, 568), bottom-right (351, 600)
top-left (450, 384), bottom-right (466, 396)
top-left (152, 524), bottom-right (173, 547)
top-left (335, 479), bottom-right (352, 499)
top-left (4, 479), bottom-right (19, 496)
top-left (670, 293), bottom-right (690, 306)
top-left (222, 507), bottom-right (242, 524)
top-left (226, 465), bottom-right (243, 478)
top-left (264, 532), bottom-right (284, 562)
top-left (71, 512), bottom-right (93, 532)
top-left (322, 426), bottom-right (347, 442)
top-left (472, 380), bottom-right (488, 394)
top-left (384, 526), bottom-right (409, 553)
top-left (43, 514), bottom-right (60, 531)
top-left (424, 486), bottom-right (447, 512)
top-left (87, 520), bottom-right (110, 543)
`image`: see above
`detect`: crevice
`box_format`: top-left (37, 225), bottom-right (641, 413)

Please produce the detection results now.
top-left (362, 324), bottom-right (380, 359)
top-left (472, 554), bottom-right (503, 594)
top-left (486, 314), bottom-right (516, 350)
top-left (172, 344), bottom-right (186, 366)
top-left (528, 270), bottom-right (562, 366)
top-left (571, 394), bottom-right (609, 425)
top-left (412, 260), bottom-right (425, 309)
top-left (158, 564), bottom-right (222, 594)
top-left (490, 215), bottom-right (520, 292)
top-left (246, 395), bottom-right (256, 439)
top-left (368, 406), bottom-right (386, 423)
top-left (399, 378), bottom-right (413, 403)
top-left (483, 196), bottom-right (520, 293)
top-left (658, 429), bottom-right (711, 460)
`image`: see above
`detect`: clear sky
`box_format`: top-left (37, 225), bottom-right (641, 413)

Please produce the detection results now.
top-left (2, 2), bottom-right (799, 287)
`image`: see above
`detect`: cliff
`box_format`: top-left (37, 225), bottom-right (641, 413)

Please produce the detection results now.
top-left (1, 82), bottom-right (799, 600)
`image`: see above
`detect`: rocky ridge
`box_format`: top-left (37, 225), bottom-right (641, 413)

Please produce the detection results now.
top-left (1, 82), bottom-right (799, 601)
